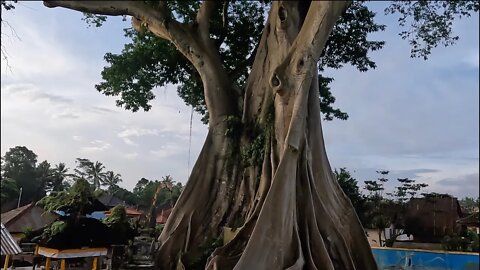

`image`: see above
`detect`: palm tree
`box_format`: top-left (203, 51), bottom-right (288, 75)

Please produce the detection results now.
top-left (35, 160), bottom-right (53, 199)
top-left (89, 161), bottom-right (106, 190)
top-left (73, 159), bottom-right (106, 190)
top-left (104, 171), bottom-right (122, 192)
top-left (161, 175), bottom-right (174, 207)
top-left (74, 158), bottom-right (92, 180)
top-left (51, 163), bottom-right (69, 192)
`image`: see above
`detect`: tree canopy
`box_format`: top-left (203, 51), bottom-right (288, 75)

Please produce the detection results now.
top-left (1, 146), bottom-right (41, 204)
top-left (70, 1), bottom-right (479, 124)
top-left (37, 178), bottom-right (102, 216)
top-left (1, 1), bottom-right (477, 119)
top-left (334, 168), bottom-right (367, 225)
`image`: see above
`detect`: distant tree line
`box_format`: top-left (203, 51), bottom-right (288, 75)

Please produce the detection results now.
top-left (1, 145), bottom-right (183, 209)
top-left (335, 168), bottom-right (437, 247)
top-left (459, 196), bottom-right (480, 214)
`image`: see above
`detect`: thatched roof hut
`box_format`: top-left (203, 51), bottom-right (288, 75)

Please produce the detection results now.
top-left (1, 203), bottom-right (58, 237)
top-left (403, 195), bottom-right (463, 242)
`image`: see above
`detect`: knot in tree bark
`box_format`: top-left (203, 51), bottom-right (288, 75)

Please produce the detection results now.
top-left (270, 73), bottom-right (285, 96)
top-left (278, 6), bottom-right (287, 22)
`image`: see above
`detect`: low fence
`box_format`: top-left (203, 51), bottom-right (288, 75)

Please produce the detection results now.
top-left (372, 247), bottom-right (479, 270)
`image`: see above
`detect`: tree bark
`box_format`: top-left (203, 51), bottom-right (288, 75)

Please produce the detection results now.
top-left (44, 1), bottom-right (378, 269)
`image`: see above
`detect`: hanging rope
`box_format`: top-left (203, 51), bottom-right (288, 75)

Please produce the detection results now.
top-left (187, 105), bottom-right (194, 177)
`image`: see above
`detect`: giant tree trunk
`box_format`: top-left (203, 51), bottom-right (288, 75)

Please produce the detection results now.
top-left (157, 2), bottom-right (377, 269)
top-left (43, 1), bottom-right (378, 269)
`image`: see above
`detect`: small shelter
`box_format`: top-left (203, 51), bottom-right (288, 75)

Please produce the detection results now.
top-left (36, 246), bottom-right (107, 270)
top-left (1, 203), bottom-right (58, 241)
top-left (403, 195), bottom-right (463, 242)
top-left (34, 217), bottom-right (113, 270)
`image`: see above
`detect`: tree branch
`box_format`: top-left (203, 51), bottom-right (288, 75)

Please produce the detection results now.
top-left (294, 1), bottom-right (351, 62)
top-left (215, 0), bottom-right (229, 48)
top-left (157, 1), bottom-right (168, 17)
top-left (44, 1), bottom-right (144, 16)
top-left (271, 1), bottom-right (351, 150)
top-left (272, 1), bottom-right (351, 93)
top-left (44, 0), bottom-right (237, 126)
top-left (43, 1), bottom-right (176, 40)
top-left (222, 0), bottom-right (229, 29)
top-left (196, 0), bottom-right (216, 41)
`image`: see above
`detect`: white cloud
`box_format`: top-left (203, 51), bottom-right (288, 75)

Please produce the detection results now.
top-left (463, 50), bottom-right (479, 69)
top-left (52, 112), bottom-right (80, 119)
top-left (150, 143), bottom-right (185, 159)
top-left (123, 152), bottom-right (139, 159)
top-left (80, 140), bottom-right (111, 154)
top-left (1, 83), bottom-right (86, 122)
top-left (432, 173), bottom-right (480, 198)
top-left (2, 83), bottom-right (72, 104)
top-left (118, 127), bottom-right (159, 145)
top-left (1, 14), bottom-right (82, 81)
top-left (119, 128), bottom-right (159, 137)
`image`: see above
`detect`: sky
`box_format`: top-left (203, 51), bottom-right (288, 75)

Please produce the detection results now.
top-left (1, 2), bottom-right (478, 198)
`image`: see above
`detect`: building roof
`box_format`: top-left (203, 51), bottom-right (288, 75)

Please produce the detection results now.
top-left (156, 208), bottom-right (173, 224)
top-left (97, 194), bottom-right (125, 208)
top-left (457, 212), bottom-right (480, 227)
top-left (105, 207), bottom-right (144, 217)
top-left (1, 223), bottom-right (22, 255)
top-left (125, 208), bottom-right (144, 216)
top-left (1, 203), bottom-right (59, 233)
top-left (0, 203), bottom-right (34, 226)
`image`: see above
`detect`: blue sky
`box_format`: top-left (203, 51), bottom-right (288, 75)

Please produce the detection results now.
top-left (1, 2), bottom-right (478, 198)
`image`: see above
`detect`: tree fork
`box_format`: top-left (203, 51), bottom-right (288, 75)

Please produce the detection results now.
top-left (205, 1), bottom-right (378, 269)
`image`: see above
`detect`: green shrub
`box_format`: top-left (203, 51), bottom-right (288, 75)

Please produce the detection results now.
top-left (442, 231), bottom-right (480, 252)
top-left (104, 205), bottom-right (128, 226)
top-left (155, 224), bottom-right (165, 237)
top-left (23, 227), bottom-right (34, 240)
top-left (186, 236), bottom-right (223, 270)
top-left (32, 221), bottom-right (67, 243)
